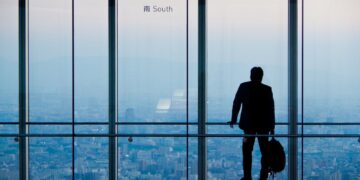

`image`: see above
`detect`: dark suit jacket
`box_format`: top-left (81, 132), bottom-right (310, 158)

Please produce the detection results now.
top-left (231, 81), bottom-right (275, 131)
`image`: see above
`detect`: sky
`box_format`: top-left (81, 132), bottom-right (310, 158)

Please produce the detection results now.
top-left (1, 0), bottom-right (360, 114)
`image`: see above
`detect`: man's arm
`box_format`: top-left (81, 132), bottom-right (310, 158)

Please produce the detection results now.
top-left (230, 84), bottom-right (242, 126)
top-left (269, 87), bottom-right (275, 131)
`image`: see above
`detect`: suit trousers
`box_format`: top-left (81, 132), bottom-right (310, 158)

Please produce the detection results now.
top-left (242, 129), bottom-right (270, 180)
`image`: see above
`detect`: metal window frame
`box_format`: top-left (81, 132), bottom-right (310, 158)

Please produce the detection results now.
top-left (198, 0), bottom-right (207, 179)
top-left (288, 0), bottom-right (298, 179)
top-left (108, 0), bottom-right (118, 179)
top-left (19, 0), bottom-right (29, 179)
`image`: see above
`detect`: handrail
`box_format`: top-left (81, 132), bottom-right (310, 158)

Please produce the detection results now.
top-left (0, 133), bottom-right (359, 138)
top-left (1, 122), bottom-right (360, 125)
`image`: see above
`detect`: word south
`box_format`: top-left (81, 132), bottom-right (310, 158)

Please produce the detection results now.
top-left (145, 5), bottom-right (173, 13)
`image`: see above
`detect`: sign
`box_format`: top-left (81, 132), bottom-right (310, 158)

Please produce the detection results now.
top-left (144, 5), bottom-right (173, 13)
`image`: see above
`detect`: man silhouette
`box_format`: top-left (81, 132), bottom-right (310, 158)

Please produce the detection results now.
top-left (228, 67), bottom-right (275, 180)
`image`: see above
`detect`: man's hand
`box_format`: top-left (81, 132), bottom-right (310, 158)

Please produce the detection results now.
top-left (270, 129), bottom-right (275, 138)
top-left (227, 121), bottom-right (235, 128)
top-left (270, 129), bottom-right (275, 135)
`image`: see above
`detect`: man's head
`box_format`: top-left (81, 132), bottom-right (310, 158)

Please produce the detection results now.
top-left (250, 67), bottom-right (263, 82)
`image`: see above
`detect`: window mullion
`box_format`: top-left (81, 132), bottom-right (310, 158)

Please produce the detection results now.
top-left (108, 0), bottom-right (118, 180)
top-left (288, 0), bottom-right (298, 179)
top-left (19, 0), bottom-right (29, 179)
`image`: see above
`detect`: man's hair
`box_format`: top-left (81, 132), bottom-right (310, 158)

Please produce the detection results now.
top-left (250, 67), bottom-right (263, 82)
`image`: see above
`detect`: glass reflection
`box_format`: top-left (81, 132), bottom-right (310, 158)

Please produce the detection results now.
top-left (118, 0), bottom-right (187, 123)
top-left (0, 0), bottom-right (18, 123)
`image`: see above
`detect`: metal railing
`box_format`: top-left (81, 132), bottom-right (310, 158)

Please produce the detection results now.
top-left (1, 122), bottom-right (359, 138)
top-left (1, 133), bottom-right (360, 138)
top-left (1, 122), bottom-right (360, 125)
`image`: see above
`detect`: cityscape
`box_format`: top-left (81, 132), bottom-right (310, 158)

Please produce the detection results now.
top-left (2, 0), bottom-right (360, 179)
top-left (1, 94), bottom-right (360, 180)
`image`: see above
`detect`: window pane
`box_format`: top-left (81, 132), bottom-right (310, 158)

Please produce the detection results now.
top-left (303, 125), bottom-right (360, 135)
top-left (73, 2), bottom-right (109, 178)
top-left (188, 138), bottom-right (198, 179)
top-left (207, 2), bottom-right (288, 178)
top-left (0, 125), bottom-right (18, 134)
top-left (303, 138), bottom-right (360, 178)
top-left (75, 125), bottom-right (108, 134)
top-left (118, 125), bottom-right (187, 134)
top-left (303, 2), bottom-right (360, 178)
top-left (188, 1), bottom-right (198, 123)
top-left (0, 137), bottom-right (19, 180)
top-left (0, 1), bottom-right (19, 179)
top-left (118, 0), bottom-right (187, 123)
top-left (29, 138), bottom-right (72, 179)
top-left (207, 0), bottom-right (288, 135)
top-left (30, 125), bottom-right (72, 134)
top-left (118, 137), bottom-right (187, 179)
top-left (29, 0), bottom-right (72, 123)
top-left (207, 0), bottom-right (288, 123)
top-left (207, 137), bottom-right (288, 179)
top-left (75, 137), bottom-right (108, 179)
top-left (304, 0), bottom-right (360, 123)
top-left (28, 1), bottom-right (73, 179)
top-left (75, 0), bottom-right (108, 123)
top-left (0, 0), bottom-right (18, 123)
top-left (0, 0), bottom-right (19, 177)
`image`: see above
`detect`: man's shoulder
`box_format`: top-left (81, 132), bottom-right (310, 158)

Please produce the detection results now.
top-left (240, 81), bottom-right (252, 87)
top-left (241, 82), bottom-right (271, 88)
top-left (240, 82), bottom-right (272, 92)
top-left (260, 83), bottom-right (272, 90)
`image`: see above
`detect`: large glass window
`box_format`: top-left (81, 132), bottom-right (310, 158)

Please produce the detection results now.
top-left (303, 0), bottom-right (360, 178)
top-left (29, 0), bottom-right (72, 123)
top-left (117, 0), bottom-right (192, 178)
top-left (304, 0), bottom-right (360, 124)
top-left (74, 0), bottom-right (109, 178)
top-left (0, 0), bottom-right (19, 123)
top-left (118, 0), bottom-right (187, 123)
top-left (207, 0), bottom-right (288, 125)
top-left (207, 0), bottom-right (288, 178)
top-left (2, 0), bottom-right (360, 179)
top-left (0, 1), bottom-right (19, 179)
top-left (28, 0), bottom-right (72, 178)
top-left (75, 0), bottom-right (108, 123)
